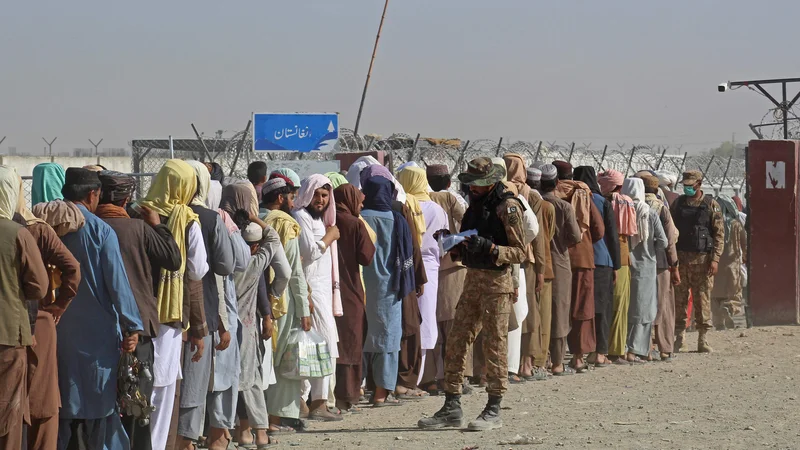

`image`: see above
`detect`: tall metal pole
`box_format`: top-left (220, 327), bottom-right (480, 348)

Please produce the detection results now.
top-left (353, 0), bottom-right (390, 137)
top-left (703, 155), bottom-right (715, 177)
top-left (495, 137), bottom-right (504, 157)
top-left (169, 135), bottom-right (174, 159)
top-left (719, 154), bottom-right (734, 192)
top-left (783, 81), bottom-right (789, 139)
top-left (533, 141), bottom-right (542, 163)
top-left (624, 146), bottom-right (636, 177)
top-left (598, 145), bottom-right (608, 171)
top-left (656, 146), bottom-right (668, 170)
top-left (567, 142), bottom-right (575, 164)
top-left (191, 124), bottom-right (215, 162)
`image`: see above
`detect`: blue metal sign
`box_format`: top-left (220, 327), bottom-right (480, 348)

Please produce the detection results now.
top-left (252, 112), bottom-right (339, 152)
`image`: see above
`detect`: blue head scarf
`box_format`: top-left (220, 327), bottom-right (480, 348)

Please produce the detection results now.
top-left (32, 163), bottom-right (66, 205)
top-left (362, 176), bottom-right (415, 298)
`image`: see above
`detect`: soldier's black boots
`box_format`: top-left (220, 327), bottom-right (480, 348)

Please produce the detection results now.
top-left (467, 395), bottom-right (503, 431)
top-left (417, 393), bottom-right (463, 429)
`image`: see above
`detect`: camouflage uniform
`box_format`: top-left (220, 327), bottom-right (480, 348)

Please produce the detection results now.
top-left (442, 192), bottom-right (528, 397)
top-left (672, 192), bottom-right (724, 333)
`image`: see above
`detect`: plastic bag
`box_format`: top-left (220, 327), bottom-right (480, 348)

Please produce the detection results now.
top-left (279, 329), bottom-right (334, 380)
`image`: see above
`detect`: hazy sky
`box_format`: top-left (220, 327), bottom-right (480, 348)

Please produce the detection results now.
top-left (2, 0), bottom-right (799, 155)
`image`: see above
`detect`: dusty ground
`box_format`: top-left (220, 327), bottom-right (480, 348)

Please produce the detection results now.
top-left (270, 327), bottom-right (800, 449)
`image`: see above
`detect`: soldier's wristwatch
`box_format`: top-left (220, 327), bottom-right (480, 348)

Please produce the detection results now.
top-left (491, 246), bottom-right (499, 258)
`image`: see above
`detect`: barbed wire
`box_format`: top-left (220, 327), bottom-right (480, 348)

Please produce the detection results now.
top-left (131, 128), bottom-right (747, 199)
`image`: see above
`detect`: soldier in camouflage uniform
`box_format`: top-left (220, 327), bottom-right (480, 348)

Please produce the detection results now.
top-left (418, 157), bottom-right (527, 432)
top-left (670, 170), bottom-right (725, 353)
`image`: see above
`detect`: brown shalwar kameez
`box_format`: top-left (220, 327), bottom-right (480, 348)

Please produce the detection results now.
top-left (565, 201), bottom-right (604, 356)
top-left (0, 221), bottom-right (48, 450)
top-left (541, 192), bottom-right (581, 367)
top-left (19, 221), bottom-right (80, 450)
top-left (333, 185), bottom-right (376, 403)
top-left (647, 198), bottom-right (679, 354)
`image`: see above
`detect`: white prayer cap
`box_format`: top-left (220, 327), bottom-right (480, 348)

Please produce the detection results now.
top-left (242, 222), bottom-right (263, 243)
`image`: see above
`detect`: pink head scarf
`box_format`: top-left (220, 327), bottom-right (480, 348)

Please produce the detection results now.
top-left (293, 174), bottom-right (342, 317)
top-left (598, 169), bottom-right (638, 237)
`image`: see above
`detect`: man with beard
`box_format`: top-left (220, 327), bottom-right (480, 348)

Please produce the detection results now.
top-left (292, 175), bottom-right (342, 421)
top-left (261, 178), bottom-right (313, 431)
top-left (95, 171), bottom-right (181, 450)
top-left (418, 158), bottom-right (527, 431)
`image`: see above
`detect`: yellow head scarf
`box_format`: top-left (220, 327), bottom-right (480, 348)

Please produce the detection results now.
top-left (186, 160), bottom-right (211, 208)
top-left (396, 166), bottom-right (429, 243)
top-left (138, 160), bottom-right (200, 325)
top-left (0, 166), bottom-right (20, 220)
top-left (15, 175), bottom-right (45, 225)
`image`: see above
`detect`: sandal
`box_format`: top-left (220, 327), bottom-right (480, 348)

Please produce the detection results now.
top-left (508, 374), bottom-right (526, 384)
top-left (395, 389), bottom-right (429, 400)
top-left (372, 393), bottom-right (403, 407)
top-left (267, 425), bottom-right (296, 436)
top-left (308, 408), bottom-right (344, 422)
top-left (660, 353), bottom-right (673, 362)
top-left (533, 367), bottom-right (549, 381)
top-left (628, 356), bottom-right (647, 364)
top-left (611, 357), bottom-right (630, 366)
top-left (552, 366), bottom-right (576, 376)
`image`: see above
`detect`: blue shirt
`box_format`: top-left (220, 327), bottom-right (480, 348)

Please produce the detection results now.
top-left (591, 193), bottom-right (614, 268)
top-left (58, 204), bottom-right (143, 419)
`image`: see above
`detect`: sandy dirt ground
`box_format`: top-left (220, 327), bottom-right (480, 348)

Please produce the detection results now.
top-left (263, 327), bottom-right (800, 450)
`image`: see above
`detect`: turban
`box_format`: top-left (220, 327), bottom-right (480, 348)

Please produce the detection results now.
top-left (552, 160), bottom-right (573, 180)
top-left (270, 168), bottom-right (301, 188)
top-left (325, 171), bottom-right (349, 189)
top-left (526, 167), bottom-right (541, 182)
top-left (98, 170), bottom-right (136, 203)
top-left (540, 164), bottom-right (558, 181)
top-left (208, 162), bottom-right (225, 183)
top-left (655, 170), bottom-right (677, 187)
top-left (396, 161), bottom-right (419, 172)
top-left (269, 173), bottom-right (295, 188)
top-left (641, 175), bottom-right (660, 191)
top-left (597, 169), bottom-right (625, 195)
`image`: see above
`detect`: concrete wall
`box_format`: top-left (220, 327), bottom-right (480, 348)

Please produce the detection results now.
top-left (0, 156), bottom-right (132, 177)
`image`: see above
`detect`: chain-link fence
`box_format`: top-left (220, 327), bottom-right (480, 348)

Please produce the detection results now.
top-left (131, 128), bottom-right (747, 199)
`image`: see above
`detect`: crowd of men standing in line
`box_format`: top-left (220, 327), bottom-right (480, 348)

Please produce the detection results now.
top-left (0, 151), bottom-right (747, 449)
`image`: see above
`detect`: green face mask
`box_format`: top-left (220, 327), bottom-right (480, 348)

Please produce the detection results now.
top-left (683, 185), bottom-right (696, 196)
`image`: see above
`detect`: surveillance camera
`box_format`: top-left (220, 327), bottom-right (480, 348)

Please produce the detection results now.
top-left (718, 82), bottom-right (729, 93)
